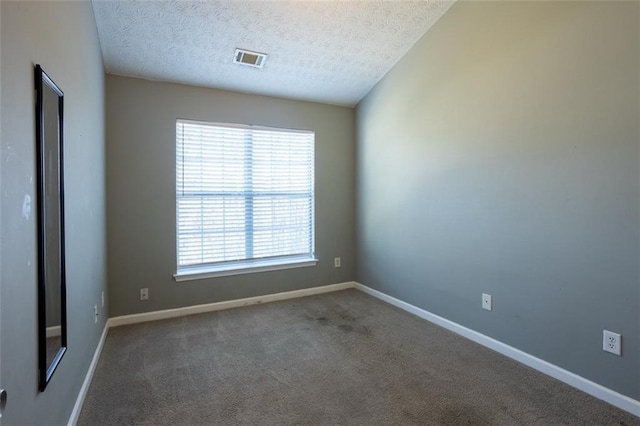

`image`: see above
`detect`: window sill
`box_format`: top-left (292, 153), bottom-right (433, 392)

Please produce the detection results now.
top-left (174, 257), bottom-right (318, 282)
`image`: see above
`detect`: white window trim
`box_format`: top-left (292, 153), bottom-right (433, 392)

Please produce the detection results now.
top-left (174, 256), bottom-right (318, 282)
top-left (176, 119), bottom-right (315, 135)
top-left (175, 119), bottom-right (316, 280)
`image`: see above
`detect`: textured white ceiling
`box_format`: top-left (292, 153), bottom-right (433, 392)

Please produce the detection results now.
top-left (92, 0), bottom-right (455, 107)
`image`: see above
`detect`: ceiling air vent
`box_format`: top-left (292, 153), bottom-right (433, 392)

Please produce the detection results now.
top-left (234, 48), bottom-right (267, 69)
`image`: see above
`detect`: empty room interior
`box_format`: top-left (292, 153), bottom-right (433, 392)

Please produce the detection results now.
top-left (1, 0), bottom-right (639, 424)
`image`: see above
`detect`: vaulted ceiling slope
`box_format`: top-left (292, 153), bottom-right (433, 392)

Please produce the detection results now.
top-left (92, 0), bottom-right (455, 107)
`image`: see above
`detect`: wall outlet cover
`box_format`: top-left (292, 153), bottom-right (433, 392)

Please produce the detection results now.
top-left (482, 293), bottom-right (492, 311)
top-left (603, 330), bottom-right (622, 356)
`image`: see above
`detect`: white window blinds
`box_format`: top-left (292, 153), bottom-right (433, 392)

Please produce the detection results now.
top-left (176, 119), bottom-right (315, 275)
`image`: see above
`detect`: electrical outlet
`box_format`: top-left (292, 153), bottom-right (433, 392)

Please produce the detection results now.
top-left (482, 293), bottom-right (492, 311)
top-left (140, 288), bottom-right (149, 301)
top-left (603, 330), bottom-right (622, 356)
top-left (94, 305), bottom-right (98, 324)
top-left (334, 257), bottom-right (341, 268)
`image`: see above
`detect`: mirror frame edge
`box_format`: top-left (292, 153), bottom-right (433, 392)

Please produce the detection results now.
top-left (34, 64), bottom-right (68, 392)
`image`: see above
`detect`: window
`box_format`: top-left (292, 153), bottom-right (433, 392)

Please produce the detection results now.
top-left (175, 119), bottom-right (316, 281)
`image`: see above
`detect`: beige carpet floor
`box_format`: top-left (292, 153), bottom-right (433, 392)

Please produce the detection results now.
top-left (78, 289), bottom-right (639, 425)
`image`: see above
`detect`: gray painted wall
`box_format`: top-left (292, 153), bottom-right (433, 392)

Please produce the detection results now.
top-left (356, 1), bottom-right (639, 400)
top-left (106, 76), bottom-right (355, 317)
top-left (0, 1), bottom-right (107, 423)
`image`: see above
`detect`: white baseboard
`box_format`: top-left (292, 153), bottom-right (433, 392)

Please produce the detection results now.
top-left (46, 325), bottom-right (61, 338)
top-left (354, 282), bottom-right (640, 417)
top-left (67, 322), bottom-right (109, 426)
top-left (109, 281), bottom-right (357, 328)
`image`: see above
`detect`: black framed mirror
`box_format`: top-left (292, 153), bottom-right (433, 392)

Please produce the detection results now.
top-left (35, 64), bottom-right (67, 391)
